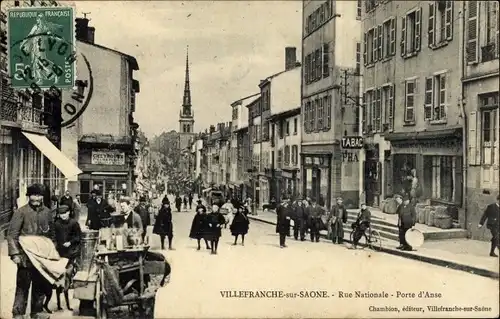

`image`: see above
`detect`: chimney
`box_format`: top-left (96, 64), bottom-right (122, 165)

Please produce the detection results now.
top-left (285, 47), bottom-right (297, 71)
top-left (87, 26), bottom-right (95, 44)
top-left (209, 125), bottom-right (215, 133)
top-left (75, 18), bottom-right (95, 43)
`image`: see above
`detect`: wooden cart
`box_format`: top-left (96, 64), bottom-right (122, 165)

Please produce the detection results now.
top-left (74, 245), bottom-right (170, 319)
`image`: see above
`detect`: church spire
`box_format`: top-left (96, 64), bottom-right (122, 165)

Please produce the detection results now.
top-left (182, 45), bottom-right (191, 107)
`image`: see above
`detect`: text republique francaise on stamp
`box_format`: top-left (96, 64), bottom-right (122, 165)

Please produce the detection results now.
top-left (7, 6), bottom-right (76, 90)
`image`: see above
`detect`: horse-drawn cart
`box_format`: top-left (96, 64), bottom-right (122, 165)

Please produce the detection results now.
top-left (74, 230), bottom-right (171, 318)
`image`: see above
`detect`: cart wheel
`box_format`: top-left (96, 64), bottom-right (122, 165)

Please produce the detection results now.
top-left (95, 274), bottom-right (108, 319)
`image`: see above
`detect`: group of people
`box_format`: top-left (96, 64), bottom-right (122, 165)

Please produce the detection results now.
top-left (174, 193), bottom-right (194, 212)
top-left (189, 198), bottom-right (249, 255)
top-left (7, 184), bottom-right (83, 319)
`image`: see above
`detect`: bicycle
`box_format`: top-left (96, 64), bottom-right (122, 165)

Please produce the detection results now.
top-left (349, 222), bottom-right (382, 250)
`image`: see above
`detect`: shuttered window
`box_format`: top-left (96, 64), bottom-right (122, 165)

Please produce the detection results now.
top-left (428, 2), bottom-right (435, 47)
top-left (445, 1), bottom-right (453, 40)
top-left (466, 1), bottom-right (479, 63)
top-left (322, 43), bottom-right (330, 78)
top-left (390, 18), bottom-right (396, 55)
top-left (400, 16), bottom-right (406, 56)
top-left (468, 111), bottom-right (479, 165)
top-left (363, 32), bottom-right (368, 65)
top-left (424, 77), bottom-right (433, 120)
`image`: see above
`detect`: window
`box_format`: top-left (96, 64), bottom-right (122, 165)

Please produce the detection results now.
top-left (277, 149), bottom-right (283, 169)
top-left (430, 156), bottom-right (454, 202)
top-left (315, 49), bottom-right (321, 80)
top-left (357, 0), bottom-right (362, 19)
top-left (364, 90), bottom-right (373, 131)
top-left (322, 43), bottom-right (330, 78)
top-left (317, 98), bottom-right (324, 130)
top-left (401, 8), bottom-right (422, 57)
top-left (365, 0), bottom-right (376, 13)
top-left (263, 121), bottom-right (270, 141)
top-left (323, 95), bottom-right (332, 131)
top-left (382, 18), bottom-right (396, 58)
top-left (424, 73), bottom-right (447, 121)
top-left (404, 79), bottom-right (416, 122)
top-left (354, 106), bottom-right (360, 135)
top-left (284, 145), bottom-right (290, 165)
top-left (373, 26), bottom-right (378, 62)
top-left (310, 100), bottom-right (316, 131)
top-left (428, 1), bottom-right (453, 48)
top-left (484, 1), bottom-right (500, 61)
top-left (364, 28), bottom-right (375, 64)
top-left (232, 107), bottom-right (238, 120)
top-left (466, 1), bottom-right (479, 63)
top-left (480, 95), bottom-right (499, 167)
top-left (286, 120), bottom-right (290, 136)
top-left (304, 101), bottom-right (310, 133)
top-left (374, 88), bottom-right (381, 132)
top-left (306, 1), bottom-right (334, 36)
top-left (291, 145), bottom-right (299, 165)
top-left (293, 118), bottom-right (298, 135)
top-left (355, 42), bottom-right (361, 74)
top-left (382, 85), bottom-right (394, 131)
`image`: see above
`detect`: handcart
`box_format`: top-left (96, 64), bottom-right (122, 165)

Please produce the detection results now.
top-left (74, 230), bottom-right (171, 319)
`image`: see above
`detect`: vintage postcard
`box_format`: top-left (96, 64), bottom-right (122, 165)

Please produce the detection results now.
top-left (0, 1), bottom-right (498, 319)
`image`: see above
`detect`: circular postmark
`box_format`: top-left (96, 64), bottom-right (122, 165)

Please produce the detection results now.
top-left (9, 32), bottom-right (93, 128)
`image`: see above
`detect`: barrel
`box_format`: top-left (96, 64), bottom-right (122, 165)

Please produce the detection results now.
top-left (80, 230), bottom-right (100, 271)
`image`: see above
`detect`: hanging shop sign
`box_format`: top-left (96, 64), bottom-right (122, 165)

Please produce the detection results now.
top-left (341, 136), bottom-right (363, 149)
top-left (91, 151), bottom-right (125, 165)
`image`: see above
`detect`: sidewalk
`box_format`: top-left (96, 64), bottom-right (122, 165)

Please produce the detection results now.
top-left (248, 209), bottom-right (499, 280)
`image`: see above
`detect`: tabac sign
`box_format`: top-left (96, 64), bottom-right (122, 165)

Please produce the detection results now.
top-left (341, 136), bottom-right (363, 149)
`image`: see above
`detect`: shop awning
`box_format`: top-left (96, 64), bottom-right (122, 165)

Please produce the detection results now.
top-left (22, 132), bottom-right (82, 181)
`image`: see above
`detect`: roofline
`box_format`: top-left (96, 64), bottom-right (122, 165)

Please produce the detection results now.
top-left (78, 40), bottom-right (139, 71)
top-left (230, 93), bottom-right (261, 107)
top-left (269, 107), bottom-right (301, 121)
top-left (244, 96), bottom-right (261, 109)
top-left (258, 65), bottom-right (301, 88)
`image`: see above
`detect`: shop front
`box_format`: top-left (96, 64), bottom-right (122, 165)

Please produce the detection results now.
top-left (387, 128), bottom-right (463, 219)
top-left (301, 151), bottom-right (333, 208)
top-left (78, 147), bottom-right (133, 203)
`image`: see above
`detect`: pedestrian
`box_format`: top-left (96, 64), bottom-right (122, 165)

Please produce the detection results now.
top-left (188, 193), bottom-right (193, 210)
top-left (350, 203), bottom-right (371, 249)
top-left (86, 191), bottom-right (105, 230)
top-left (175, 194), bottom-right (182, 212)
top-left (153, 199), bottom-right (174, 250)
top-left (135, 196), bottom-right (151, 243)
top-left (221, 198), bottom-right (235, 228)
top-left (206, 204), bottom-right (225, 255)
top-left (72, 195), bottom-right (82, 222)
top-left (307, 198), bottom-right (323, 243)
top-left (100, 195), bottom-right (116, 229)
top-left (7, 183), bottom-right (54, 319)
top-left (114, 197), bottom-right (143, 231)
top-left (183, 196), bottom-right (188, 212)
top-left (47, 204), bottom-right (81, 312)
top-left (292, 197), bottom-right (307, 241)
top-left (161, 194), bottom-right (169, 206)
top-left (328, 197), bottom-right (348, 244)
top-left (396, 195), bottom-right (416, 251)
top-left (478, 195), bottom-right (499, 257)
top-left (189, 205), bottom-right (211, 250)
top-left (276, 197), bottom-right (291, 248)
top-left (195, 199), bottom-right (205, 212)
top-left (59, 190), bottom-right (74, 216)
top-left (230, 204), bottom-right (249, 246)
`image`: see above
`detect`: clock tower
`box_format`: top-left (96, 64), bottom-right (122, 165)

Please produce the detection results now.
top-left (178, 46), bottom-right (195, 150)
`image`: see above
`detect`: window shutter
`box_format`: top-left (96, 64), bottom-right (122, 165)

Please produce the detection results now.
top-left (363, 32), bottom-right (368, 65)
top-left (390, 18), bottom-right (396, 55)
top-left (377, 24), bottom-right (383, 59)
top-left (362, 92), bottom-right (367, 133)
top-left (401, 16), bottom-right (407, 56)
top-left (322, 43), bottom-right (330, 77)
top-left (389, 84), bottom-right (395, 131)
top-left (373, 27), bottom-right (378, 62)
top-left (468, 111), bottom-right (478, 165)
top-left (466, 1), bottom-right (479, 63)
top-left (415, 7), bottom-right (422, 51)
top-left (428, 2), bottom-right (435, 47)
top-left (326, 95), bottom-right (332, 130)
top-left (304, 55), bottom-right (309, 84)
top-left (304, 103), bottom-right (308, 133)
top-left (424, 76), bottom-right (434, 120)
top-left (404, 81), bottom-right (408, 121)
top-left (445, 1), bottom-right (453, 40)
top-left (496, 2), bottom-right (499, 57)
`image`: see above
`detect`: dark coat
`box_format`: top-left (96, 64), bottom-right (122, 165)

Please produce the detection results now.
top-left (480, 203), bottom-right (499, 229)
top-left (7, 203), bottom-right (55, 267)
top-left (87, 198), bottom-right (105, 230)
top-left (276, 204), bottom-right (291, 235)
top-left (230, 211), bottom-right (249, 236)
top-left (153, 206), bottom-right (173, 237)
top-left (397, 204), bottom-right (416, 228)
top-left (205, 212), bottom-right (226, 240)
top-left (60, 195), bottom-right (74, 210)
top-left (54, 217), bottom-right (81, 260)
top-left (329, 204), bottom-right (348, 238)
top-left (189, 213), bottom-right (209, 239)
top-left (175, 197), bottom-right (182, 208)
top-left (293, 204), bottom-right (307, 221)
top-left (135, 203), bottom-right (150, 228)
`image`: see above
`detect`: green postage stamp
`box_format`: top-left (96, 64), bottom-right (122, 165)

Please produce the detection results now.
top-left (7, 6), bottom-right (75, 90)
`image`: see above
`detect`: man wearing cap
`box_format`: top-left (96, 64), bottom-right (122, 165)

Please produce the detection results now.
top-left (134, 196), bottom-right (151, 242)
top-left (307, 198), bottom-right (324, 243)
top-left (396, 195), bottom-right (416, 251)
top-left (7, 183), bottom-right (54, 319)
top-left (479, 195), bottom-right (499, 257)
top-left (328, 197), bottom-right (348, 244)
top-left (276, 197), bottom-right (292, 248)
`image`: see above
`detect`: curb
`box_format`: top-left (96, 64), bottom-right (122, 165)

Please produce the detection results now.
top-left (248, 215), bottom-right (499, 280)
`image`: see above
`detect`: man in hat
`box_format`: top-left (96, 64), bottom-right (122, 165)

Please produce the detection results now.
top-left (276, 196), bottom-right (292, 248)
top-left (86, 190), bottom-right (105, 230)
top-left (135, 196), bottom-right (151, 242)
top-left (59, 190), bottom-right (74, 216)
top-left (328, 197), bottom-right (348, 244)
top-left (307, 198), bottom-right (324, 243)
top-left (292, 196), bottom-right (307, 241)
top-left (350, 203), bottom-right (371, 249)
top-left (396, 195), bottom-right (416, 251)
top-left (7, 183), bottom-right (54, 319)
top-left (479, 195), bottom-right (499, 257)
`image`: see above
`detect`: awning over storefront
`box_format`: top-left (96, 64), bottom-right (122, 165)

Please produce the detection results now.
top-left (22, 132), bottom-right (82, 182)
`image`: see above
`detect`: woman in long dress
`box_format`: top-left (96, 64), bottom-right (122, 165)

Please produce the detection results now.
top-left (153, 200), bottom-right (174, 250)
top-left (205, 204), bottom-right (226, 255)
top-left (189, 205), bottom-right (211, 250)
top-left (230, 204), bottom-right (249, 246)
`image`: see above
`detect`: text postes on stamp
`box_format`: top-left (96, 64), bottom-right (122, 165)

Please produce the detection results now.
top-left (7, 6), bottom-right (75, 90)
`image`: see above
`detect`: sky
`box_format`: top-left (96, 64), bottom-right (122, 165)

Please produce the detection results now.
top-left (75, 0), bottom-right (302, 138)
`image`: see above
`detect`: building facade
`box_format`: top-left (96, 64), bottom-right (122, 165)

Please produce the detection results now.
top-left (246, 96), bottom-right (262, 207)
top-left (463, 1), bottom-right (499, 239)
top-left (61, 19), bottom-right (140, 203)
top-left (301, 0), bottom-right (361, 209)
top-left (1, 0), bottom-right (80, 233)
top-left (362, 1), bottom-right (463, 219)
